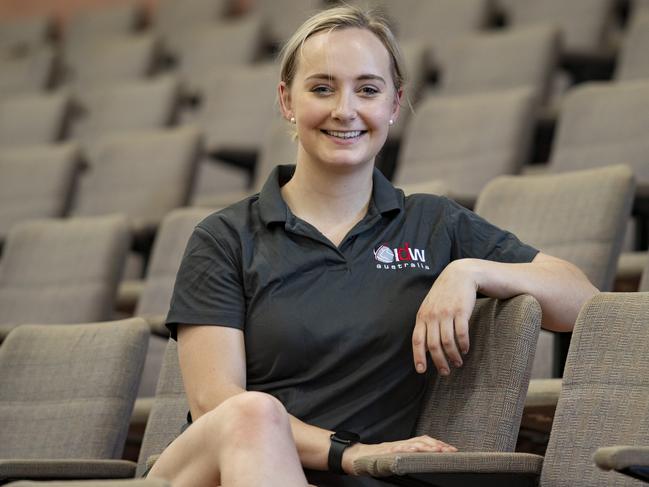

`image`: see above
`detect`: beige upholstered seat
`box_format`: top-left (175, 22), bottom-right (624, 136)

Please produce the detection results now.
top-left (255, 0), bottom-right (322, 47)
top-left (0, 92), bottom-right (70, 148)
top-left (154, 0), bottom-right (230, 49)
top-left (0, 46), bottom-right (57, 97)
top-left (71, 127), bottom-right (202, 239)
top-left (7, 481), bottom-right (170, 487)
top-left (0, 15), bottom-right (50, 55)
top-left (63, 34), bottom-right (159, 92)
top-left (0, 215), bottom-right (130, 340)
top-left (475, 165), bottom-right (634, 379)
top-left (440, 25), bottom-right (560, 104)
top-left (355, 292), bottom-right (649, 487)
top-left (0, 319), bottom-right (149, 482)
top-left (640, 253), bottom-right (649, 291)
top-left (615, 14), bottom-right (649, 82)
top-left (395, 88), bottom-right (538, 206)
top-left (69, 76), bottom-right (180, 143)
top-left (63, 2), bottom-right (141, 47)
top-left (0, 143), bottom-right (80, 241)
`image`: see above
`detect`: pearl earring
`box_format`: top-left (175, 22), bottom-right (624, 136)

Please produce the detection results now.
top-left (389, 119), bottom-right (394, 126)
top-left (290, 116), bottom-right (296, 124)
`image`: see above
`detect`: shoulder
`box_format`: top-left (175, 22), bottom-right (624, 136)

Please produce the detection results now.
top-left (403, 192), bottom-right (458, 219)
top-left (196, 194), bottom-right (261, 241)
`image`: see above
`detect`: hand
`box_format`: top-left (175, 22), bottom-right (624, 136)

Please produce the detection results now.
top-left (412, 259), bottom-right (477, 376)
top-left (342, 436), bottom-right (458, 475)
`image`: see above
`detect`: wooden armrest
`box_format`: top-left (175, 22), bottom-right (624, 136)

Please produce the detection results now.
top-left (0, 459), bottom-right (136, 481)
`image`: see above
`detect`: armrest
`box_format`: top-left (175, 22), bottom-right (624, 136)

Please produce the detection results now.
top-left (354, 451), bottom-right (543, 476)
top-left (594, 446), bottom-right (649, 482)
top-left (116, 279), bottom-right (145, 313)
top-left (6, 479), bottom-right (170, 486)
top-left (0, 459), bottom-right (136, 481)
top-left (525, 378), bottom-right (562, 409)
top-left (139, 315), bottom-right (170, 338)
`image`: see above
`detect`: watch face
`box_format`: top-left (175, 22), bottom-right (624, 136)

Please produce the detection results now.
top-left (335, 431), bottom-right (360, 443)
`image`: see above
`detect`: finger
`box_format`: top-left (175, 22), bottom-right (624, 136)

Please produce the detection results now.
top-left (440, 314), bottom-right (462, 368)
top-left (417, 436), bottom-right (456, 451)
top-left (426, 319), bottom-right (449, 376)
top-left (454, 311), bottom-right (471, 355)
top-left (412, 319), bottom-right (428, 373)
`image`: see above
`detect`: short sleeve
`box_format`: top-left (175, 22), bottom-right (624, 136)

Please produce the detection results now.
top-left (165, 224), bottom-right (245, 340)
top-left (444, 198), bottom-right (539, 264)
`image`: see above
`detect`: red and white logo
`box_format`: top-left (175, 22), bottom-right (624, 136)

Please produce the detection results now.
top-left (373, 242), bottom-right (430, 270)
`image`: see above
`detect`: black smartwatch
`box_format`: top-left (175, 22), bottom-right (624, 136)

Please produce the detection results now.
top-left (328, 430), bottom-right (361, 475)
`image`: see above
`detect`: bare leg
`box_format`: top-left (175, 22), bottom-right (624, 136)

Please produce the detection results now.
top-left (149, 391), bottom-right (310, 487)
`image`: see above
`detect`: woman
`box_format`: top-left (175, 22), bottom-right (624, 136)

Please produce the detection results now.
top-left (149, 6), bottom-right (598, 487)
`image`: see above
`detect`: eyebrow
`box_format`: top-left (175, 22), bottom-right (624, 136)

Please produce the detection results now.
top-left (305, 73), bottom-right (387, 84)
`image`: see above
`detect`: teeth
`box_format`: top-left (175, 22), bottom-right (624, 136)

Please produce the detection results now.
top-left (325, 130), bottom-right (362, 139)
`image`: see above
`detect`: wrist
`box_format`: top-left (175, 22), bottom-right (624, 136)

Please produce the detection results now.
top-left (449, 258), bottom-right (481, 291)
top-left (341, 442), bottom-right (363, 475)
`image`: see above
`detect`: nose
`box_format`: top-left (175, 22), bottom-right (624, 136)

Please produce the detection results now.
top-left (331, 90), bottom-right (357, 122)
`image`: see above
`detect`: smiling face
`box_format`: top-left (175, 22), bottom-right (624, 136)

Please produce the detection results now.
top-left (279, 27), bottom-right (402, 172)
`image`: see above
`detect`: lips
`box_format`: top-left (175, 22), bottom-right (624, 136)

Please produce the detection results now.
top-left (321, 129), bottom-right (366, 139)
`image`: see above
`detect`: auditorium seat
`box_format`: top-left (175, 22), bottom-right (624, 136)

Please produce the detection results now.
top-left (615, 13), bottom-right (649, 81)
top-left (0, 319), bottom-right (149, 482)
top-left (7, 481), bottom-right (170, 487)
top-left (62, 34), bottom-right (160, 93)
top-left (439, 25), bottom-right (560, 105)
top-left (63, 2), bottom-right (142, 48)
top-left (255, 0), bottom-right (322, 48)
top-left (69, 76), bottom-right (181, 143)
top-left (70, 127), bottom-right (202, 243)
top-left (640, 252), bottom-right (649, 291)
top-left (0, 92), bottom-right (70, 148)
top-left (352, 295), bottom-right (541, 478)
top-left (0, 215), bottom-right (130, 340)
top-left (0, 46), bottom-right (57, 97)
top-left (394, 87), bottom-right (538, 207)
top-left (475, 165), bottom-right (634, 380)
top-left (355, 292), bottom-right (649, 486)
top-left (0, 143), bottom-right (80, 241)
top-left (0, 15), bottom-right (51, 56)
top-left (399, 180), bottom-right (449, 197)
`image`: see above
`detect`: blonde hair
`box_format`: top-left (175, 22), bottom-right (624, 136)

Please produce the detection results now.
top-left (278, 5), bottom-right (406, 92)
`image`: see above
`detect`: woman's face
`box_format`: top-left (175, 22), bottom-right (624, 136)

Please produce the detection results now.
top-left (279, 27), bottom-right (401, 171)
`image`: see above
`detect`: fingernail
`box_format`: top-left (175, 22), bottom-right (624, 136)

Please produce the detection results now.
top-left (462, 348), bottom-right (469, 355)
top-left (453, 360), bottom-right (462, 368)
top-left (416, 363), bottom-right (425, 372)
top-left (439, 368), bottom-right (449, 376)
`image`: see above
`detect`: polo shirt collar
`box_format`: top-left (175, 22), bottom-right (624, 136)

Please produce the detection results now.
top-left (258, 164), bottom-right (403, 227)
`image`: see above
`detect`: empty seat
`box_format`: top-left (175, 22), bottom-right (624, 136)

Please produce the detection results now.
top-left (641, 252), bottom-right (649, 291)
top-left (440, 25), bottom-right (560, 104)
top-left (0, 143), bottom-right (79, 241)
top-left (0, 215), bottom-right (130, 339)
top-left (69, 76), bottom-right (180, 143)
top-left (154, 0), bottom-right (230, 47)
top-left (395, 88), bottom-right (538, 206)
top-left (475, 165), bottom-right (634, 379)
top-left (0, 15), bottom-right (50, 55)
top-left (615, 13), bottom-right (649, 81)
top-left (0, 319), bottom-right (149, 481)
top-left (0, 92), bottom-right (70, 148)
top-left (256, 0), bottom-right (323, 47)
top-left (71, 127), bottom-right (202, 239)
top-left (0, 46), bottom-right (56, 97)
top-left (63, 2), bottom-right (142, 47)
top-left (63, 34), bottom-right (159, 92)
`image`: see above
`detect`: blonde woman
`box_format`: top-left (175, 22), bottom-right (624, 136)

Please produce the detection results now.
top-left (149, 6), bottom-right (597, 487)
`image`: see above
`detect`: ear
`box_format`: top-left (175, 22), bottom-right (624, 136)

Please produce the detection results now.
top-left (278, 81), bottom-right (293, 121)
top-left (391, 87), bottom-right (403, 122)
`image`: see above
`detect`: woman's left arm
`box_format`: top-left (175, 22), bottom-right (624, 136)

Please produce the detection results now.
top-left (412, 252), bottom-right (598, 376)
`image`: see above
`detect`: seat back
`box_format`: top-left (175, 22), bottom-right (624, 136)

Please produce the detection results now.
top-left (540, 292), bottom-right (649, 486)
top-left (0, 15), bottom-right (50, 54)
top-left (416, 295), bottom-right (541, 451)
top-left (475, 165), bottom-right (635, 378)
top-left (440, 25), bottom-right (560, 104)
top-left (396, 88), bottom-right (537, 202)
top-left (0, 92), bottom-right (69, 148)
top-left (548, 80), bottom-right (649, 187)
top-left (136, 207), bottom-right (214, 319)
top-left (136, 339), bottom-right (189, 477)
top-left (0, 215), bottom-right (130, 327)
top-left (256, 0), bottom-right (322, 46)
top-left (640, 253), bottom-right (649, 291)
top-left (0, 46), bottom-right (56, 96)
top-left (70, 75), bottom-right (180, 142)
top-left (0, 319), bottom-right (149, 459)
top-left (0, 143), bottom-right (80, 241)
top-left (64, 2), bottom-right (141, 46)
top-left (72, 127), bottom-right (202, 233)
top-left (155, 0), bottom-right (230, 42)
top-left (615, 14), bottom-right (649, 82)
top-left (252, 118), bottom-right (298, 192)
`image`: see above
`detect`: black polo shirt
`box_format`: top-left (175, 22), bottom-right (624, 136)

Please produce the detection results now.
top-left (166, 165), bottom-right (538, 487)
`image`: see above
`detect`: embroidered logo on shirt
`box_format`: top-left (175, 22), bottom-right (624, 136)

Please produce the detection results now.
top-left (373, 242), bottom-right (430, 270)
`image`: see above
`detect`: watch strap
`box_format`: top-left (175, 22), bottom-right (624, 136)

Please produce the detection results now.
top-left (328, 436), bottom-right (349, 475)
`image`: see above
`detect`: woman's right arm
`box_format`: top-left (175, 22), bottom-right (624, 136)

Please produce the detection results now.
top-left (178, 324), bottom-right (457, 475)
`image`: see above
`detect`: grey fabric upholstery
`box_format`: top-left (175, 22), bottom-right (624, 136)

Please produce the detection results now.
top-left (0, 92), bottom-right (70, 148)
top-left (7, 480), bottom-right (170, 487)
top-left (541, 292), bottom-right (649, 486)
top-left (71, 127), bottom-right (202, 236)
top-left (64, 2), bottom-right (141, 46)
top-left (0, 460), bottom-right (136, 482)
top-left (0, 320), bottom-right (149, 464)
top-left (154, 0), bottom-right (230, 46)
top-left (440, 25), bottom-right (560, 104)
top-left (0, 46), bottom-right (56, 96)
top-left (475, 165), bottom-right (635, 378)
top-left (256, 0), bottom-right (322, 46)
top-left (399, 180), bottom-right (449, 197)
top-left (354, 295), bottom-right (542, 478)
top-left (64, 34), bottom-right (159, 92)
top-left (640, 253), bottom-right (649, 291)
top-left (548, 80), bottom-right (649, 188)
top-left (191, 63), bottom-right (278, 154)
top-left (0, 144), bottom-right (79, 241)
top-left (395, 88), bottom-right (537, 205)
top-left (615, 14), bottom-right (649, 81)
top-left (504, 0), bottom-right (616, 57)
top-left (136, 340), bottom-right (189, 477)
top-left (0, 215), bottom-right (130, 337)
top-left (70, 76), bottom-right (180, 143)
top-left (0, 15), bottom-right (50, 54)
